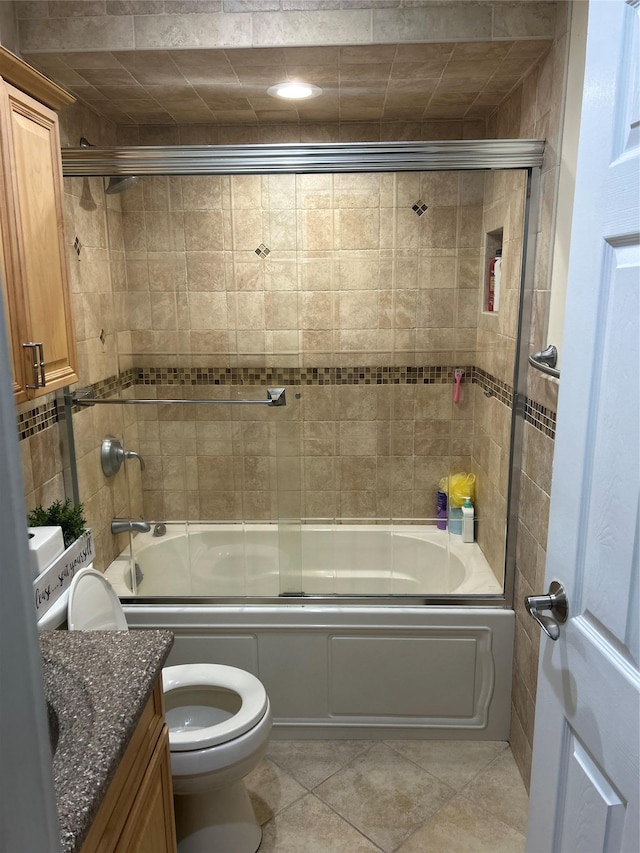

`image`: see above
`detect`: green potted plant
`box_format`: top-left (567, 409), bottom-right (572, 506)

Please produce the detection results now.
top-left (28, 500), bottom-right (95, 618)
top-left (28, 499), bottom-right (86, 548)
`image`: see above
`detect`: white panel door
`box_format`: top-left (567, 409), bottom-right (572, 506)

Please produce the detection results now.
top-left (526, 1), bottom-right (640, 851)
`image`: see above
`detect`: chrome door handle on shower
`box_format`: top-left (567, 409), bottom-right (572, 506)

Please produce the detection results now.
top-left (525, 581), bottom-right (568, 641)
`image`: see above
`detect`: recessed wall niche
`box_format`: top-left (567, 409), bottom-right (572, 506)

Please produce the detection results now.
top-left (484, 228), bottom-right (504, 314)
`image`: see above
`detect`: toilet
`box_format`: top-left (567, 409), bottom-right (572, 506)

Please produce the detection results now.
top-left (67, 567), bottom-right (272, 853)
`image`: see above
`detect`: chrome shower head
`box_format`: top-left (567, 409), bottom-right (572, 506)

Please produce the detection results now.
top-left (105, 175), bottom-right (139, 194)
top-left (79, 138), bottom-right (139, 195)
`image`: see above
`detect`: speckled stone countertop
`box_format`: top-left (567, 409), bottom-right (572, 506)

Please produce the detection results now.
top-left (39, 629), bottom-right (174, 853)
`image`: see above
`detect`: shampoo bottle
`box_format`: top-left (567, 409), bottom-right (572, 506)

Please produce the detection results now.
top-left (493, 249), bottom-right (502, 312)
top-left (461, 497), bottom-right (474, 543)
top-left (437, 489), bottom-right (447, 530)
top-left (487, 248), bottom-right (502, 312)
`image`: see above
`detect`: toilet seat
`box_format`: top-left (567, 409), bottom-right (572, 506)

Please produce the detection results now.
top-left (67, 567), bottom-right (129, 631)
top-left (163, 664), bottom-right (268, 752)
top-left (67, 569), bottom-right (269, 758)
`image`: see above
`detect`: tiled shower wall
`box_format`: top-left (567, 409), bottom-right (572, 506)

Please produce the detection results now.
top-left (490, 3), bottom-right (571, 788)
top-left (116, 171), bottom-right (485, 366)
top-left (473, 170), bottom-right (527, 582)
top-left (111, 171), bottom-right (498, 541)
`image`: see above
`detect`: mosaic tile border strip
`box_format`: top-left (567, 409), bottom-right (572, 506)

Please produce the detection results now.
top-left (473, 367), bottom-right (513, 409)
top-left (135, 365), bottom-right (475, 387)
top-left (17, 364), bottom-right (555, 441)
top-left (133, 364), bottom-right (553, 437)
top-left (65, 368), bottom-right (137, 414)
top-left (90, 368), bottom-right (136, 399)
top-left (17, 400), bottom-right (58, 441)
top-left (524, 398), bottom-right (557, 439)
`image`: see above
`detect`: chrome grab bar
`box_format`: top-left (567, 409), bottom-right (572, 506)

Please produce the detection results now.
top-left (528, 345), bottom-right (560, 379)
top-left (69, 387), bottom-right (286, 407)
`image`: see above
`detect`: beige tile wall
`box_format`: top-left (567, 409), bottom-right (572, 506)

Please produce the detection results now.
top-left (114, 169), bottom-right (487, 526)
top-left (486, 2), bottom-right (571, 789)
top-left (472, 170), bottom-right (527, 579)
top-left (116, 118), bottom-right (487, 146)
top-left (118, 169), bottom-right (485, 363)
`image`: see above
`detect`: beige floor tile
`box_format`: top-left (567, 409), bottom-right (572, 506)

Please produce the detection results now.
top-left (461, 748), bottom-right (530, 834)
top-left (396, 795), bottom-right (526, 853)
top-left (259, 792), bottom-right (381, 853)
top-left (385, 740), bottom-right (508, 790)
top-left (266, 739), bottom-right (374, 790)
top-left (245, 757), bottom-right (307, 826)
top-left (314, 742), bottom-right (455, 853)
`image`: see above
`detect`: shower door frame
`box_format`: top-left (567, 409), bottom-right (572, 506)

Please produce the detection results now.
top-left (61, 139), bottom-right (544, 610)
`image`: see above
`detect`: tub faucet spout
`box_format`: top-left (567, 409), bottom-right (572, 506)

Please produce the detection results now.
top-left (123, 449), bottom-right (145, 470)
top-left (111, 518), bottom-right (151, 535)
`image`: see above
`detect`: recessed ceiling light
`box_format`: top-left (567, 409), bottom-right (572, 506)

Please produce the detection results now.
top-left (267, 82), bottom-right (322, 100)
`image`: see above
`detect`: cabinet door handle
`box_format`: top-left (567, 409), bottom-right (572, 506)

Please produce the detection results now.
top-left (23, 342), bottom-right (46, 389)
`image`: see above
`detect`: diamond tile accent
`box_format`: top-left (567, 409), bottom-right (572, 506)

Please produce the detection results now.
top-left (255, 243), bottom-right (271, 258)
top-left (73, 236), bottom-right (82, 256)
top-left (412, 200), bottom-right (428, 216)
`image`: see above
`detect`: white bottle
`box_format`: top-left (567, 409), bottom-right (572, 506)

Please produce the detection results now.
top-left (493, 249), bottom-right (502, 312)
top-left (461, 497), bottom-right (474, 543)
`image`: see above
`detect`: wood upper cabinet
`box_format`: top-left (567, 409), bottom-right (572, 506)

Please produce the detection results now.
top-left (0, 48), bottom-right (77, 402)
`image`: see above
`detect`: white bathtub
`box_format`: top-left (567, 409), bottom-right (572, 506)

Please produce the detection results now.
top-left (105, 522), bottom-right (502, 598)
top-left (109, 523), bottom-right (512, 740)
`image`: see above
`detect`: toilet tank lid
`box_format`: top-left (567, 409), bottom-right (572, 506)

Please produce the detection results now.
top-left (67, 567), bottom-right (129, 631)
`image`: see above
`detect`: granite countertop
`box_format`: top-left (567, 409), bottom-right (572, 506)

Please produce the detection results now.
top-left (40, 629), bottom-right (174, 853)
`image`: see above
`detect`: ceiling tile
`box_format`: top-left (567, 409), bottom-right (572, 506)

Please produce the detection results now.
top-left (26, 38), bottom-right (551, 128)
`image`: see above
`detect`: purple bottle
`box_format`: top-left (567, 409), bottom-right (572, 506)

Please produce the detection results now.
top-left (437, 490), bottom-right (447, 530)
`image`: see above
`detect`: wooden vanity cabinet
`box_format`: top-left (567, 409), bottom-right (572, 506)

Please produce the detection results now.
top-left (0, 48), bottom-right (77, 403)
top-left (80, 681), bottom-right (177, 853)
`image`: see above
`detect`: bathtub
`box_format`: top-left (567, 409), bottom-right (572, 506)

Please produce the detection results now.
top-left (110, 522), bottom-right (513, 740)
top-left (105, 522), bottom-right (503, 598)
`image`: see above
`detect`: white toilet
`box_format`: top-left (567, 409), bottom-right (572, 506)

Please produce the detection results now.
top-left (67, 567), bottom-right (272, 853)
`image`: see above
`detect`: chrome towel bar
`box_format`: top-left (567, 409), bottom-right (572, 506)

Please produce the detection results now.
top-left (69, 387), bottom-right (286, 407)
top-left (528, 345), bottom-right (560, 379)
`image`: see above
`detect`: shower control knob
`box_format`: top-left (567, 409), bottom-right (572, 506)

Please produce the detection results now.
top-left (101, 436), bottom-right (146, 477)
top-left (524, 581), bottom-right (568, 641)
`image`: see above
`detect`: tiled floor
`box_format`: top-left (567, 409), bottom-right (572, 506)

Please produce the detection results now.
top-left (246, 740), bottom-right (528, 853)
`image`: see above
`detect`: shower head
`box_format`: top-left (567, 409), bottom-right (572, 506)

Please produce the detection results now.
top-left (79, 139), bottom-right (139, 194)
top-left (105, 175), bottom-right (139, 195)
